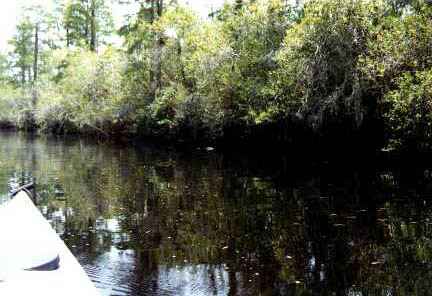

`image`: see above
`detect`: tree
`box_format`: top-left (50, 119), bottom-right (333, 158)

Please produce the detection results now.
top-left (9, 19), bottom-right (34, 86)
top-left (64, 1), bottom-right (89, 48)
top-left (119, 0), bottom-right (165, 102)
top-left (235, 0), bottom-right (244, 10)
top-left (63, 0), bottom-right (114, 51)
top-left (275, 0), bottom-right (386, 131)
top-left (386, 0), bottom-right (422, 14)
top-left (212, 0), bottom-right (296, 124)
top-left (32, 22), bottom-right (39, 110)
top-left (0, 54), bottom-right (11, 84)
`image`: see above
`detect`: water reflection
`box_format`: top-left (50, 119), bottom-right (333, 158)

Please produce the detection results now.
top-left (2, 132), bottom-right (432, 295)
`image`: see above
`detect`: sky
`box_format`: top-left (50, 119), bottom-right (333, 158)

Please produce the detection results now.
top-left (0, 0), bottom-right (228, 53)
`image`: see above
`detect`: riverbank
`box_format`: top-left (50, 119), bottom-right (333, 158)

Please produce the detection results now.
top-left (1, 1), bottom-right (432, 156)
top-left (0, 114), bottom-right (385, 158)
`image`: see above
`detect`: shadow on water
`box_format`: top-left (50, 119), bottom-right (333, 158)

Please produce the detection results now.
top-left (2, 132), bottom-right (432, 295)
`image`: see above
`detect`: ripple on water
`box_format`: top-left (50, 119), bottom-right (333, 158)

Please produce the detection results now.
top-left (3, 132), bottom-right (432, 296)
top-left (79, 246), bottom-right (229, 296)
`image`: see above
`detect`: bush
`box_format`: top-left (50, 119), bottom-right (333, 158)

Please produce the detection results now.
top-left (275, 0), bottom-right (386, 129)
top-left (384, 70), bottom-right (432, 150)
top-left (35, 48), bottom-right (129, 135)
top-left (0, 84), bottom-right (33, 129)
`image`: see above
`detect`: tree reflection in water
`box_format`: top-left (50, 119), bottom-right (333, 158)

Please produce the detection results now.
top-left (2, 132), bottom-right (432, 295)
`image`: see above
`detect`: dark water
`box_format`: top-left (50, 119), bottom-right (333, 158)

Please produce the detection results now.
top-left (2, 132), bottom-right (432, 295)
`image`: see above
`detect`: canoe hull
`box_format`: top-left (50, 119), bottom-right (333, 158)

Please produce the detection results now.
top-left (0, 191), bottom-right (99, 296)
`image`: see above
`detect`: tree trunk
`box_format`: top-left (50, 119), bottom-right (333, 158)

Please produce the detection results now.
top-left (33, 24), bottom-right (39, 85)
top-left (148, 0), bottom-right (156, 101)
top-left (31, 23), bottom-right (39, 128)
top-left (90, 0), bottom-right (97, 51)
top-left (66, 26), bottom-right (70, 47)
top-left (156, 0), bottom-right (163, 91)
top-left (154, 37), bottom-right (162, 94)
top-left (27, 68), bottom-right (32, 85)
top-left (157, 0), bottom-right (163, 17)
top-left (149, 0), bottom-right (163, 102)
top-left (83, 0), bottom-right (90, 48)
top-left (21, 67), bottom-right (26, 86)
top-left (235, 0), bottom-right (243, 10)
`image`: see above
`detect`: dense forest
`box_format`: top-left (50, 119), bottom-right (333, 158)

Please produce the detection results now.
top-left (0, 0), bottom-right (431, 151)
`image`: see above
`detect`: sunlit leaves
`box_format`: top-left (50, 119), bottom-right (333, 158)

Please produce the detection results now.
top-left (35, 48), bottom-right (128, 134)
top-left (276, 0), bottom-right (385, 126)
top-left (384, 70), bottom-right (432, 150)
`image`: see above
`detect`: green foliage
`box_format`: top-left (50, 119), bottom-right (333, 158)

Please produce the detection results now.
top-left (9, 18), bottom-right (35, 86)
top-left (63, 1), bottom-right (89, 47)
top-left (216, 0), bottom-right (296, 124)
top-left (0, 85), bottom-right (30, 127)
top-left (384, 70), bottom-right (432, 150)
top-left (386, 0), bottom-right (423, 15)
top-left (36, 48), bottom-right (127, 134)
top-left (63, 0), bottom-right (114, 50)
top-left (276, 0), bottom-right (385, 127)
top-left (360, 4), bottom-right (432, 94)
top-left (357, 1), bottom-right (432, 148)
top-left (4, 0), bottom-right (432, 149)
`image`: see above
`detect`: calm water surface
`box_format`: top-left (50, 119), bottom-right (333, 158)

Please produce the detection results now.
top-left (1, 132), bottom-right (432, 295)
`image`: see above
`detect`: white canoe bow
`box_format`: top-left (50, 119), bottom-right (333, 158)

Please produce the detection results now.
top-left (0, 189), bottom-right (99, 296)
